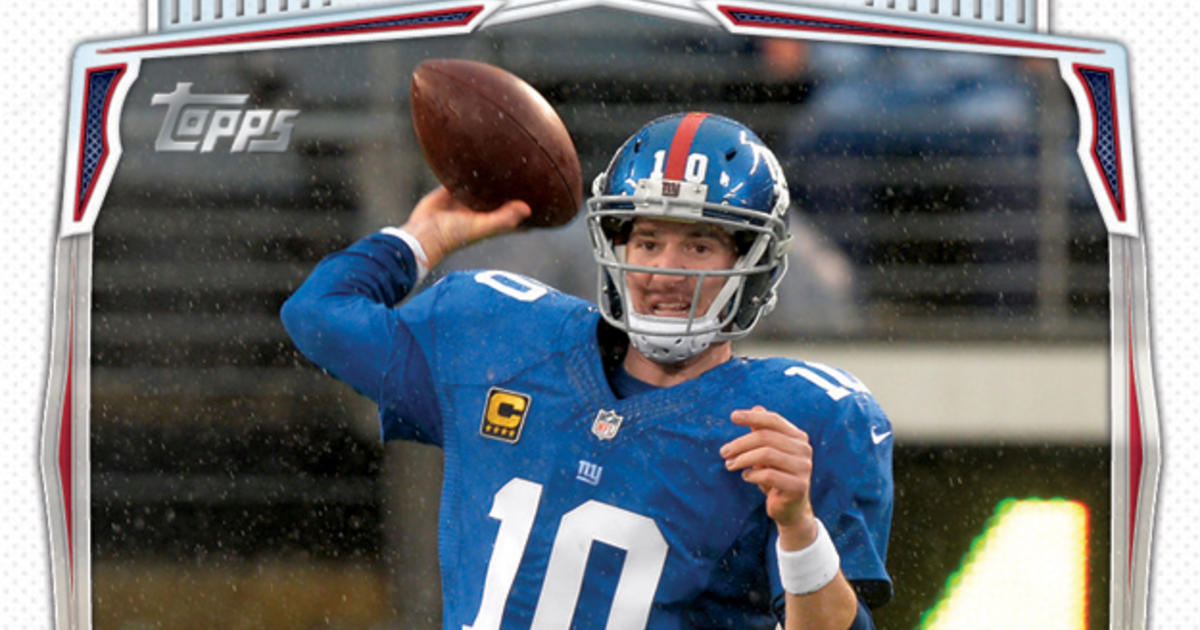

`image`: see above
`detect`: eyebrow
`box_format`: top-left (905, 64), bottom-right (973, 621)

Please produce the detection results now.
top-left (629, 224), bottom-right (730, 242)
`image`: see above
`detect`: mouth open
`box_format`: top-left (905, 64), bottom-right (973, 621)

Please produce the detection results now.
top-left (648, 299), bottom-right (693, 317)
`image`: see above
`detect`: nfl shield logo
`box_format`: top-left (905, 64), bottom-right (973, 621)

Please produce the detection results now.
top-left (591, 409), bottom-right (624, 441)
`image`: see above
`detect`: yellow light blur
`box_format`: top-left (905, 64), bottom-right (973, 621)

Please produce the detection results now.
top-left (919, 498), bottom-right (1089, 630)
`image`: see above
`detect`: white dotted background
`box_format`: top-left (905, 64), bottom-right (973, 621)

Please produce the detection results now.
top-left (1, 1), bottom-right (1193, 628)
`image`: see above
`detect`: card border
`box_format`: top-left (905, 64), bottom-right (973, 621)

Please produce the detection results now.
top-left (41, 2), bottom-right (1159, 629)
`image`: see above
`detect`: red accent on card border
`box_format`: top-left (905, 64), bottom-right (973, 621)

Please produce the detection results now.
top-left (718, 5), bottom-right (1104, 54)
top-left (1127, 293), bottom-right (1142, 582)
top-left (1073, 64), bottom-right (1125, 223)
top-left (75, 64), bottom-right (126, 223)
top-left (58, 306), bottom-right (75, 582)
top-left (99, 6), bottom-right (484, 54)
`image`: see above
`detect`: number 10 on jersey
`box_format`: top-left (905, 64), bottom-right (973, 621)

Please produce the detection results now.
top-left (464, 478), bottom-right (669, 630)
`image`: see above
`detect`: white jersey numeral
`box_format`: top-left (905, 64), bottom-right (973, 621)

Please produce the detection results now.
top-left (532, 501), bottom-right (668, 630)
top-left (463, 478), bottom-right (543, 630)
top-left (784, 363), bottom-right (870, 401)
top-left (474, 270), bottom-right (549, 302)
top-left (465, 478), bottom-right (668, 630)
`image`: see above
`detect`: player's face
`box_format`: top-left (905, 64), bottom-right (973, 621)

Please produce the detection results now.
top-left (623, 218), bottom-right (738, 319)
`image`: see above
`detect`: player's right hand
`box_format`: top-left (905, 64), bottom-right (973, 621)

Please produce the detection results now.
top-left (400, 186), bottom-right (532, 268)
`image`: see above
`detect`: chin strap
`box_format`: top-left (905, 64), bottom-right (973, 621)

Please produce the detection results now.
top-left (626, 312), bottom-right (718, 363)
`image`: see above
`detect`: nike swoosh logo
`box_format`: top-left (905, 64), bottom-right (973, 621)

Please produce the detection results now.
top-left (871, 427), bottom-right (892, 445)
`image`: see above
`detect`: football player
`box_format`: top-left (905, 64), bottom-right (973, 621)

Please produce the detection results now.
top-left (282, 112), bottom-right (893, 630)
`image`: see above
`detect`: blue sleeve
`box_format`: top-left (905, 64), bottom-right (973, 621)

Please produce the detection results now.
top-left (811, 393), bottom-right (894, 606)
top-left (765, 391), bottom-right (894, 610)
top-left (280, 232), bottom-right (442, 445)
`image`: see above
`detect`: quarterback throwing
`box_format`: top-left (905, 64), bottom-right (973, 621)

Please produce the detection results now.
top-left (282, 112), bottom-right (893, 630)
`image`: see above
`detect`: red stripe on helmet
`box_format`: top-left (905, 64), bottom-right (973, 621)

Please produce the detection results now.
top-left (664, 112), bottom-right (709, 180)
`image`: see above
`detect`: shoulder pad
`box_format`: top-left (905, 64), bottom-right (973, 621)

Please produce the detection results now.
top-left (745, 357), bottom-right (877, 413)
top-left (740, 358), bottom-right (890, 450)
top-left (425, 270), bottom-right (595, 384)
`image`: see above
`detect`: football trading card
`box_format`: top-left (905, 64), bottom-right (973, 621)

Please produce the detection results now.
top-left (40, 1), bottom-right (1158, 629)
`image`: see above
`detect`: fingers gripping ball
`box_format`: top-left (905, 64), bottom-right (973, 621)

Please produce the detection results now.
top-left (410, 58), bottom-right (583, 228)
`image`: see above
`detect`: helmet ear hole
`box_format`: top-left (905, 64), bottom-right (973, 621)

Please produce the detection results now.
top-left (601, 217), bottom-right (632, 243)
top-left (736, 271), bottom-right (774, 329)
top-left (733, 231), bottom-right (757, 256)
top-left (601, 272), bottom-right (624, 320)
top-left (724, 149), bottom-right (738, 161)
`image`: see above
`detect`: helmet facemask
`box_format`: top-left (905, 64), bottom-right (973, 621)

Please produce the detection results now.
top-left (586, 112), bottom-right (792, 364)
top-left (587, 177), bottom-right (790, 363)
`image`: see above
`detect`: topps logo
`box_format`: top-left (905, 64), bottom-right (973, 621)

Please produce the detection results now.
top-left (151, 83), bottom-right (299, 153)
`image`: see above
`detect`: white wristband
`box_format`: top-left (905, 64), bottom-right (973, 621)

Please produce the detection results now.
top-left (380, 227), bottom-right (430, 284)
top-left (776, 519), bottom-right (841, 595)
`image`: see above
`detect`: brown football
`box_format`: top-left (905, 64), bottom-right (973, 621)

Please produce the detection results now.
top-left (409, 58), bottom-right (582, 228)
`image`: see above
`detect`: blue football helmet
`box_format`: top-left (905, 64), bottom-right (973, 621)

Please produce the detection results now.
top-left (586, 112), bottom-right (792, 363)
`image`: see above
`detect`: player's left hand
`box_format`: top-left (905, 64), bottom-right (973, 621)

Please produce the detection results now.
top-left (720, 405), bottom-right (820, 548)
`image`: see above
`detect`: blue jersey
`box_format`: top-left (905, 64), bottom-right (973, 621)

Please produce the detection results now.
top-left (282, 232), bottom-right (893, 630)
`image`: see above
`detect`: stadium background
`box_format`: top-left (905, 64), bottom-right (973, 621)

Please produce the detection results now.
top-left (84, 9), bottom-right (1110, 629)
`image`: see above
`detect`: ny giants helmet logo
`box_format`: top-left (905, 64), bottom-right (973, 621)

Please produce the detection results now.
top-left (151, 83), bottom-right (299, 153)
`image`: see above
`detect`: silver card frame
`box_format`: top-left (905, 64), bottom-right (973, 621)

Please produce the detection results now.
top-left (41, 1), bottom-right (1158, 628)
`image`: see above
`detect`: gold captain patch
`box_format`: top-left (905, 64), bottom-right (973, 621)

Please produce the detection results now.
top-left (480, 387), bottom-right (531, 444)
